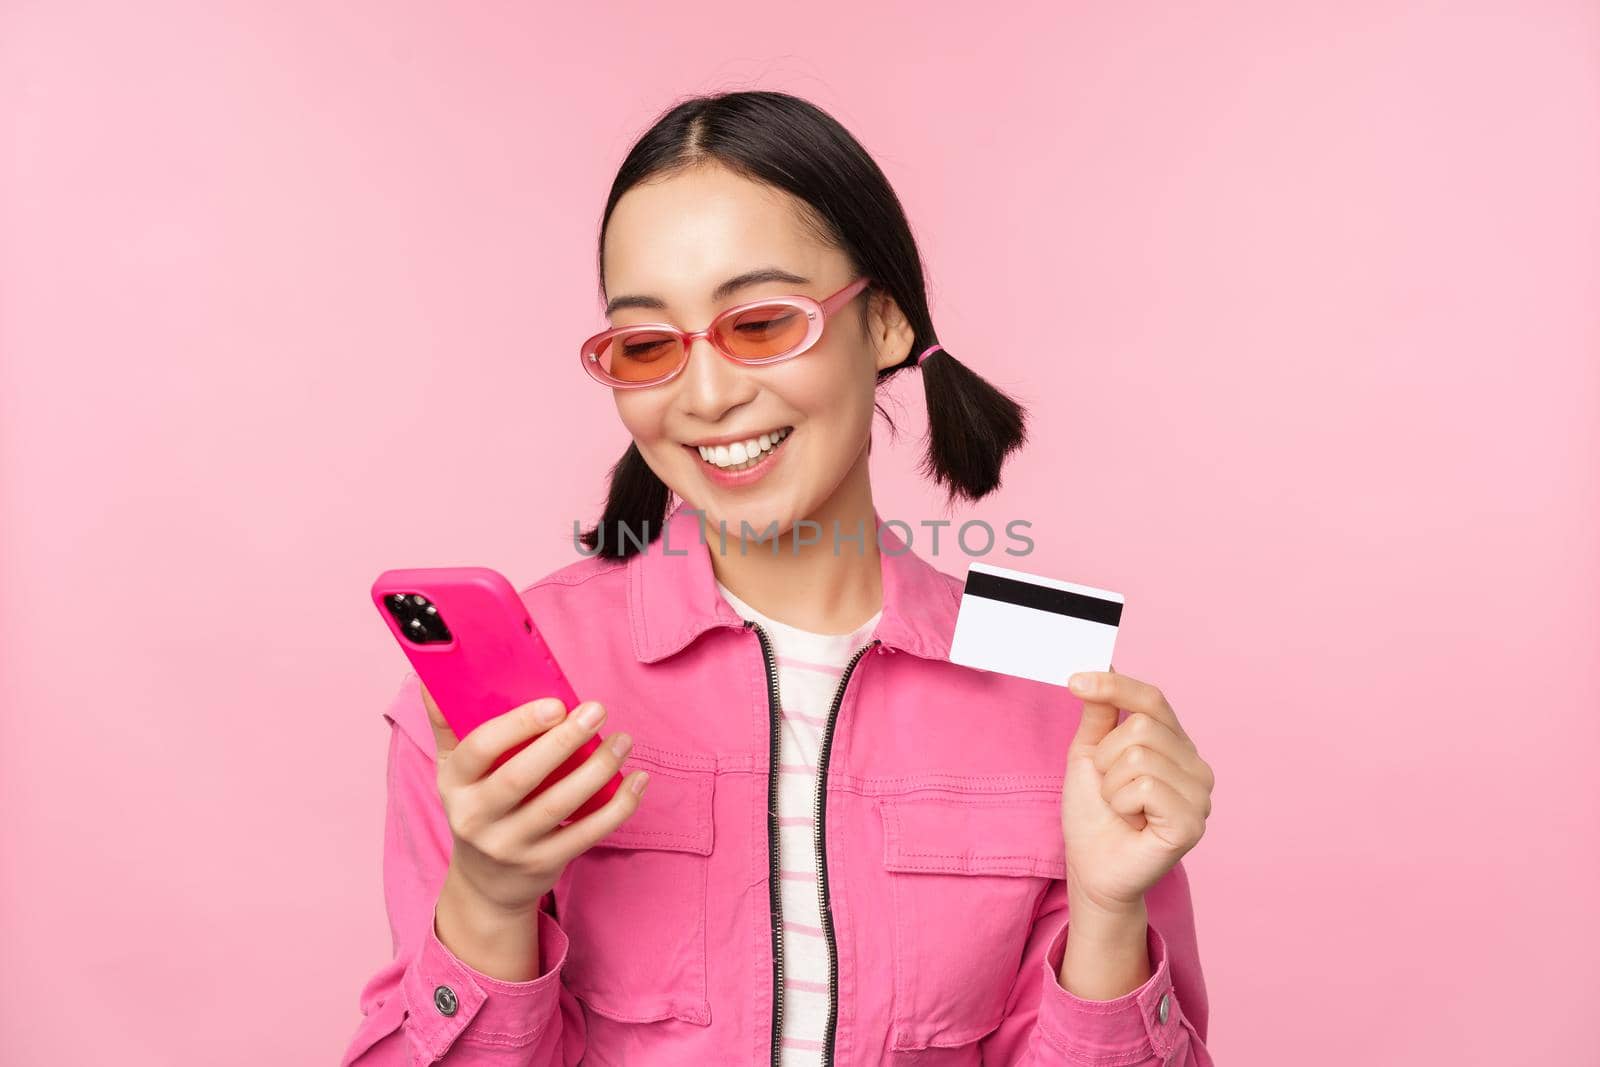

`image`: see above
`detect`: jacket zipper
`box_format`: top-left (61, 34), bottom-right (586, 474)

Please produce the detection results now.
top-left (750, 620), bottom-right (787, 1067)
top-left (749, 618), bottom-right (878, 1067)
top-left (813, 637), bottom-right (877, 1067)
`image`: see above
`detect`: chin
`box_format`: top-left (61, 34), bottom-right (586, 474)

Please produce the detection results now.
top-left (704, 502), bottom-right (801, 543)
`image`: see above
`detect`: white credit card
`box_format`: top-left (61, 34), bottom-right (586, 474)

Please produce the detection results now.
top-left (947, 561), bottom-right (1124, 687)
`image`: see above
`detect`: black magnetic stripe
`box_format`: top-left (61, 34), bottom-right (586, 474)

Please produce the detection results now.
top-left (962, 570), bottom-right (1123, 627)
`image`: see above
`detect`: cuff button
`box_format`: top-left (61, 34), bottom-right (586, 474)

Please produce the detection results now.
top-left (434, 984), bottom-right (459, 1017)
top-left (1157, 992), bottom-right (1171, 1024)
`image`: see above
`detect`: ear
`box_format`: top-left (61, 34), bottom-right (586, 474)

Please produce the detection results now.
top-left (864, 285), bottom-right (915, 373)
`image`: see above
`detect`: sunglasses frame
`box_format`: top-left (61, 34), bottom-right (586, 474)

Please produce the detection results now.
top-left (580, 276), bottom-right (873, 389)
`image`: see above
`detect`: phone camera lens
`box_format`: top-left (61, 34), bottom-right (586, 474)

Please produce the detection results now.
top-left (382, 590), bottom-right (453, 645)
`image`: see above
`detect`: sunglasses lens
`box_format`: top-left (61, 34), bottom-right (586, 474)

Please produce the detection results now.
top-left (596, 329), bottom-right (685, 384)
top-left (714, 303), bottom-right (809, 360)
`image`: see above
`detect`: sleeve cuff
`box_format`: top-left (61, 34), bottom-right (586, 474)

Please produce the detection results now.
top-left (1035, 916), bottom-right (1188, 1063)
top-left (403, 904), bottom-right (570, 1058)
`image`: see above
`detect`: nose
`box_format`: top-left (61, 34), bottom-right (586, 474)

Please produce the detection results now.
top-left (677, 332), bottom-right (757, 422)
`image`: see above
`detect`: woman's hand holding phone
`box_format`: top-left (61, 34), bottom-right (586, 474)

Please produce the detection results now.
top-left (422, 683), bottom-right (650, 980)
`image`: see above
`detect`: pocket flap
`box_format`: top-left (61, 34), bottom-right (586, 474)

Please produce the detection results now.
top-left (593, 746), bottom-right (714, 855)
top-left (880, 792), bottom-right (1065, 879)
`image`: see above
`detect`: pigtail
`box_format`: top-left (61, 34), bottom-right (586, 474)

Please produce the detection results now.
top-left (911, 344), bottom-right (1029, 501)
top-left (576, 440), bottom-right (673, 560)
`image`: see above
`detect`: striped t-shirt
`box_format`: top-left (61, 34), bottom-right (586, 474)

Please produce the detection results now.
top-left (715, 580), bottom-right (883, 1064)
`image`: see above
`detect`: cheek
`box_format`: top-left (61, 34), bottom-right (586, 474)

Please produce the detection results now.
top-left (613, 394), bottom-right (669, 443)
top-left (613, 395), bottom-right (696, 480)
top-left (815, 376), bottom-right (878, 438)
top-left (771, 353), bottom-right (874, 424)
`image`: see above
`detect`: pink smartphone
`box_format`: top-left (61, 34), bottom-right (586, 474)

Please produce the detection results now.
top-left (370, 566), bottom-right (623, 822)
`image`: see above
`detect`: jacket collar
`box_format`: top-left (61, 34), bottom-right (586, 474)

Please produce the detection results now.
top-left (626, 501), bottom-right (960, 664)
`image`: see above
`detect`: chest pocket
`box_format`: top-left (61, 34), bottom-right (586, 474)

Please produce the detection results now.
top-left (878, 789), bottom-right (1065, 1052)
top-left (551, 745), bottom-right (716, 1027)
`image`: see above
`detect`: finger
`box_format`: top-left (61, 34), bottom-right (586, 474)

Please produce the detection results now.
top-left (1107, 773), bottom-right (1207, 851)
top-left (496, 730), bottom-right (639, 845)
top-left (443, 697), bottom-right (571, 787)
top-left (521, 767), bottom-right (651, 869)
top-left (1068, 668), bottom-right (1188, 742)
top-left (474, 700), bottom-right (610, 819)
top-left (1068, 691), bottom-right (1120, 754)
top-left (1099, 743), bottom-right (1211, 816)
top-left (1093, 709), bottom-right (1203, 779)
top-left (420, 682), bottom-right (457, 756)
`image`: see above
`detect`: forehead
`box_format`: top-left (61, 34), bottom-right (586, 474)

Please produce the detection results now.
top-left (602, 164), bottom-right (835, 313)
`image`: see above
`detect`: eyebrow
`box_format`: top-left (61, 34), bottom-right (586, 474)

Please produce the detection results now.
top-left (604, 266), bottom-right (812, 317)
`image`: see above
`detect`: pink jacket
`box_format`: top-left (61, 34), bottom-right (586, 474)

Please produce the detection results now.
top-left (342, 503), bottom-right (1213, 1066)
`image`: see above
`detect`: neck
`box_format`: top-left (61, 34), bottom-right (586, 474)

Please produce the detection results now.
top-left (702, 450), bottom-right (882, 636)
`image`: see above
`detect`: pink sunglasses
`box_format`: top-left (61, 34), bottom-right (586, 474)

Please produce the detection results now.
top-left (580, 277), bottom-right (872, 389)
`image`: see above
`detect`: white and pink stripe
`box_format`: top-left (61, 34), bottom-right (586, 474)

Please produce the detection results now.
top-left (716, 579), bottom-right (882, 1067)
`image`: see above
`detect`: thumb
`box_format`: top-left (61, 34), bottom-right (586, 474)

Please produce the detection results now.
top-left (420, 681), bottom-right (459, 758)
top-left (1067, 663), bottom-right (1120, 755)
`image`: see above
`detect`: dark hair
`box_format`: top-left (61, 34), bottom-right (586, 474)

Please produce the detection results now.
top-left (578, 90), bottom-right (1029, 559)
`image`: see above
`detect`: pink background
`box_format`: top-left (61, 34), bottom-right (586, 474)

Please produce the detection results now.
top-left (3, 3), bottom-right (1596, 1063)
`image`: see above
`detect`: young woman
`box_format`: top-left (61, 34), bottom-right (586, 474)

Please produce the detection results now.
top-left (342, 91), bottom-right (1216, 1067)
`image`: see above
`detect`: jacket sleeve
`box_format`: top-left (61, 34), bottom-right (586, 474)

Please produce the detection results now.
top-left (979, 860), bottom-right (1213, 1066)
top-left (340, 681), bottom-right (588, 1066)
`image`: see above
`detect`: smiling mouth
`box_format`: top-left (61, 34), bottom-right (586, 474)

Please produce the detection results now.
top-left (689, 426), bottom-right (793, 472)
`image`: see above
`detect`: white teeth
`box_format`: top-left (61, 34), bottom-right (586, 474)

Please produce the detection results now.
top-left (694, 427), bottom-right (792, 470)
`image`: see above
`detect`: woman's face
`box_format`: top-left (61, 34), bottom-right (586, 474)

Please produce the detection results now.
top-left (601, 163), bottom-right (910, 540)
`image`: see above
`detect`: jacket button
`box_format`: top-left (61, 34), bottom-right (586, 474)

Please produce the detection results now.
top-left (1157, 992), bottom-right (1170, 1024)
top-left (434, 984), bottom-right (459, 1016)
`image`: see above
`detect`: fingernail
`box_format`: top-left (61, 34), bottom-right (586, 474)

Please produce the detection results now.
top-left (607, 732), bottom-right (632, 758)
top-left (576, 702), bottom-right (605, 728)
top-left (630, 771), bottom-right (650, 796)
top-left (535, 700), bottom-right (564, 724)
top-left (1068, 674), bottom-right (1089, 694)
